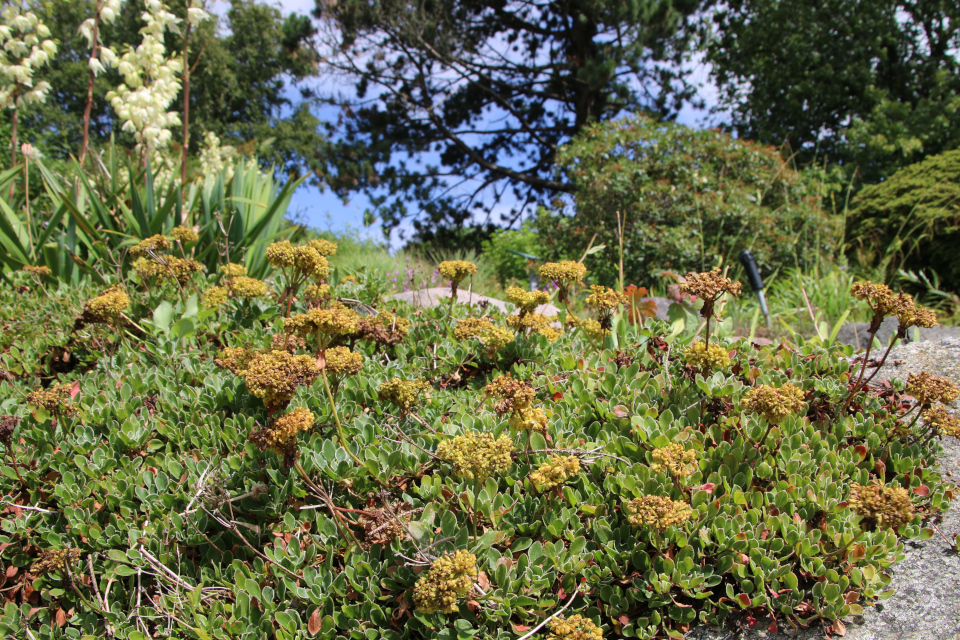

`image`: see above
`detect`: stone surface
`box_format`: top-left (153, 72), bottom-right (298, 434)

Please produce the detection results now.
top-left (387, 287), bottom-right (561, 317)
top-left (687, 338), bottom-right (960, 640)
top-left (836, 317), bottom-right (960, 349)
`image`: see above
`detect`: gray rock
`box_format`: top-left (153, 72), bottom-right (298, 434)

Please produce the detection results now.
top-left (387, 287), bottom-right (560, 317)
top-left (687, 338), bottom-right (960, 640)
top-left (835, 318), bottom-right (960, 349)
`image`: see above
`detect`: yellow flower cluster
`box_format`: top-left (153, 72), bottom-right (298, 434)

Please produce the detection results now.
top-left (307, 238), bottom-right (338, 257)
top-left (585, 285), bottom-right (627, 311)
top-left (905, 372), bottom-right (959, 406)
top-left (377, 378), bottom-right (431, 412)
top-left (83, 285), bottom-right (130, 324)
top-left (26, 383), bottom-right (78, 418)
top-left (129, 234), bottom-right (170, 258)
top-left (849, 482), bottom-right (915, 531)
top-left (324, 346), bottom-right (363, 376)
top-left (412, 550), bottom-right (478, 614)
top-left (455, 317), bottom-right (517, 348)
top-left (305, 283), bottom-right (331, 300)
top-left (529, 455), bottom-right (580, 491)
top-left (232, 350), bottom-right (320, 410)
top-left (170, 225), bottom-right (199, 243)
top-left (650, 444), bottom-right (698, 478)
top-left (508, 405), bottom-right (548, 433)
top-left (32, 548), bottom-right (81, 574)
top-left (578, 318), bottom-right (609, 343)
top-left (266, 240), bottom-right (330, 279)
top-left (923, 406), bottom-right (960, 438)
top-left (436, 431), bottom-right (514, 482)
top-left (538, 261), bottom-right (586, 285)
top-left (678, 267), bottom-right (742, 302)
top-left (505, 286), bottom-right (550, 313)
top-left (249, 406), bottom-right (315, 458)
top-left (220, 263), bottom-right (246, 278)
top-left (201, 285), bottom-right (228, 308)
top-left (624, 495), bottom-right (693, 532)
top-left (438, 260), bottom-right (478, 284)
top-left (505, 312), bottom-right (562, 342)
top-left (546, 614), bottom-right (603, 640)
top-left (228, 276), bottom-right (269, 299)
top-left (285, 303), bottom-right (361, 346)
top-left (133, 256), bottom-right (204, 284)
top-left (22, 265), bottom-right (51, 276)
top-left (742, 383), bottom-right (805, 425)
top-left (213, 347), bottom-right (255, 374)
top-left (684, 341), bottom-right (730, 372)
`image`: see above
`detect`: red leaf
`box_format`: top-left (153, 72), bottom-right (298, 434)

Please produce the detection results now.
top-left (307, 609), bottom-right (321, 636)
top-left (827, 619), bottom-right (846, 636)
top-left (913, 485), bottom-right (930, 496)
top-left (69, 381), bottom-right (80, 400)
top-left (854, 445), bottom-right (868, 459)
top-left (613, 405), bottom-right (629, 418)
top-left (55, 608), bottom-right (66, 627)
top-left (737, 594), bottom-right (752, 608)
top-left (700, 483), bottom-right (716, 494)
top-left (552, 391), bottom-right (563, 401)
top-left (768, 620), bottom-right (779, 633)
top-left (512, 624), bottom-right (531, 633)
top-left (6, 565), bottom-right (17, 578)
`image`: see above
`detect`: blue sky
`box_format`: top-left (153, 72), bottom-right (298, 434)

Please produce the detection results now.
top-left (264, 0), bottom-right (721, 246)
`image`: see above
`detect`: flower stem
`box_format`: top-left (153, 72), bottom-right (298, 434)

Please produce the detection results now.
top-left (321, 369), bottom-right (363, 467)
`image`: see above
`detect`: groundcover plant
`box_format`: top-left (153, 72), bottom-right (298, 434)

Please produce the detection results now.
top-left (0, 244), bottom-right (957, 640)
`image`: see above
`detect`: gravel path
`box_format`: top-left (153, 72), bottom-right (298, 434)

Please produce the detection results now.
top-left (687, 338), bottom-right (960, 640)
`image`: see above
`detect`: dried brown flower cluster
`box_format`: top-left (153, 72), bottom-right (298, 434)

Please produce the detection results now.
top-left (484, 374), bottom-right (549, 433)
top-left (849, 482), bottom-right (915, 531)
top-left (26, 383), bottom-right (78, 418)
top-left (356, 310), bottom-right (411, 347)
top-left (436, 431), bottom-right (514, 483)
top-left (684, 342), bottom-right (730, 372)
top-left (357, 501), bottom-right (413, 548)
top-left (923, 406), bottom-right (960, 438)
top-left (539, 261), bottom-right (586, 303)
top-left (529, 455), bottom-right (580, 491)
top-left (624, 495), bottom-right (693, 532)
top-left (505, 286), bottom-right (549, 313)
top-left (248, 406), bottom-right (315, 463)
top-left (21, 265), bottom-right (51, 276)
top-left (905, 372), bottom-right (959, 406)
top-left (129, 234), bottom-right (170, 258)
top-left (678, 268), bottom-right (742, 337)
top-left (285, 303), bottom-right (361, 349)
top-left (215, 349), bottom-right (319, 411)
top-left (170, 225), bottom-right (199, 243)
top-left (82, 285), bottom-right (130, 325)
top-left (650, 444), bottom-right (698, 479)
top-left (32, 548), bottom-right (81, 574)
top-left (742, 383), bottom-right (805, 425)
top-left (412, 550), bottom-right (478, 614)
top-left (324, 346), bottom-right (363, 376)
top-left (546, 614), bottom-right (603, 640)
top-left (851, 282), bottom-right (938, 335)
top-left (377, 378), bottom-right (431, 412)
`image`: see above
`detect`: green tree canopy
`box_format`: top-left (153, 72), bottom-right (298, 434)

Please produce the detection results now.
top-left (314, 0), bottom-right (705, 241)
top-left (707, 0), bottom-right (960, 183)
top-left (537, 115), bottom-right (836, 286)
top-left (847, 149), bottom-right (960, 289)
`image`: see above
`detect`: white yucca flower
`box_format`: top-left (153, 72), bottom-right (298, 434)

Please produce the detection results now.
top-left (0, 6), bottom-right (57, 109)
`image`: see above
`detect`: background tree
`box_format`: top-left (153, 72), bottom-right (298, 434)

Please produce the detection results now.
top-left (707, 0), bottom-right (960, 183)
top-left (537, 115), bottom-right (836, 286)
top-left (314, 0), bottom-right (705, 243)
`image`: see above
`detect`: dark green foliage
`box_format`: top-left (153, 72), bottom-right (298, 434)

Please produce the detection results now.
top-left (0, 250), bottom-right (952, 638)
top-left (707, 0), bottom-right (960, 183)
top-left (480, 222), bottom-right (542, 287)
top-left (847, 149), bottom-right (960, 290)
top-left (316, 0), bottom-right (705, 239)
top-left (538, 115), bottom-right (837, 286)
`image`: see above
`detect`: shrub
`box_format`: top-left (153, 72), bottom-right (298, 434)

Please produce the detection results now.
top-left (847, 149), bottom-right (960, 290)
top-left (0, 254), bottom-right (955, 640)
top-left (480, 221), bottom-right (542, 287)
top-left (538, 115), bottom-right (838, 286)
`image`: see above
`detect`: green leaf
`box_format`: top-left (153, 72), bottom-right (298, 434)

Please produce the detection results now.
top-left (152, 301), bottom-right (175, 335)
